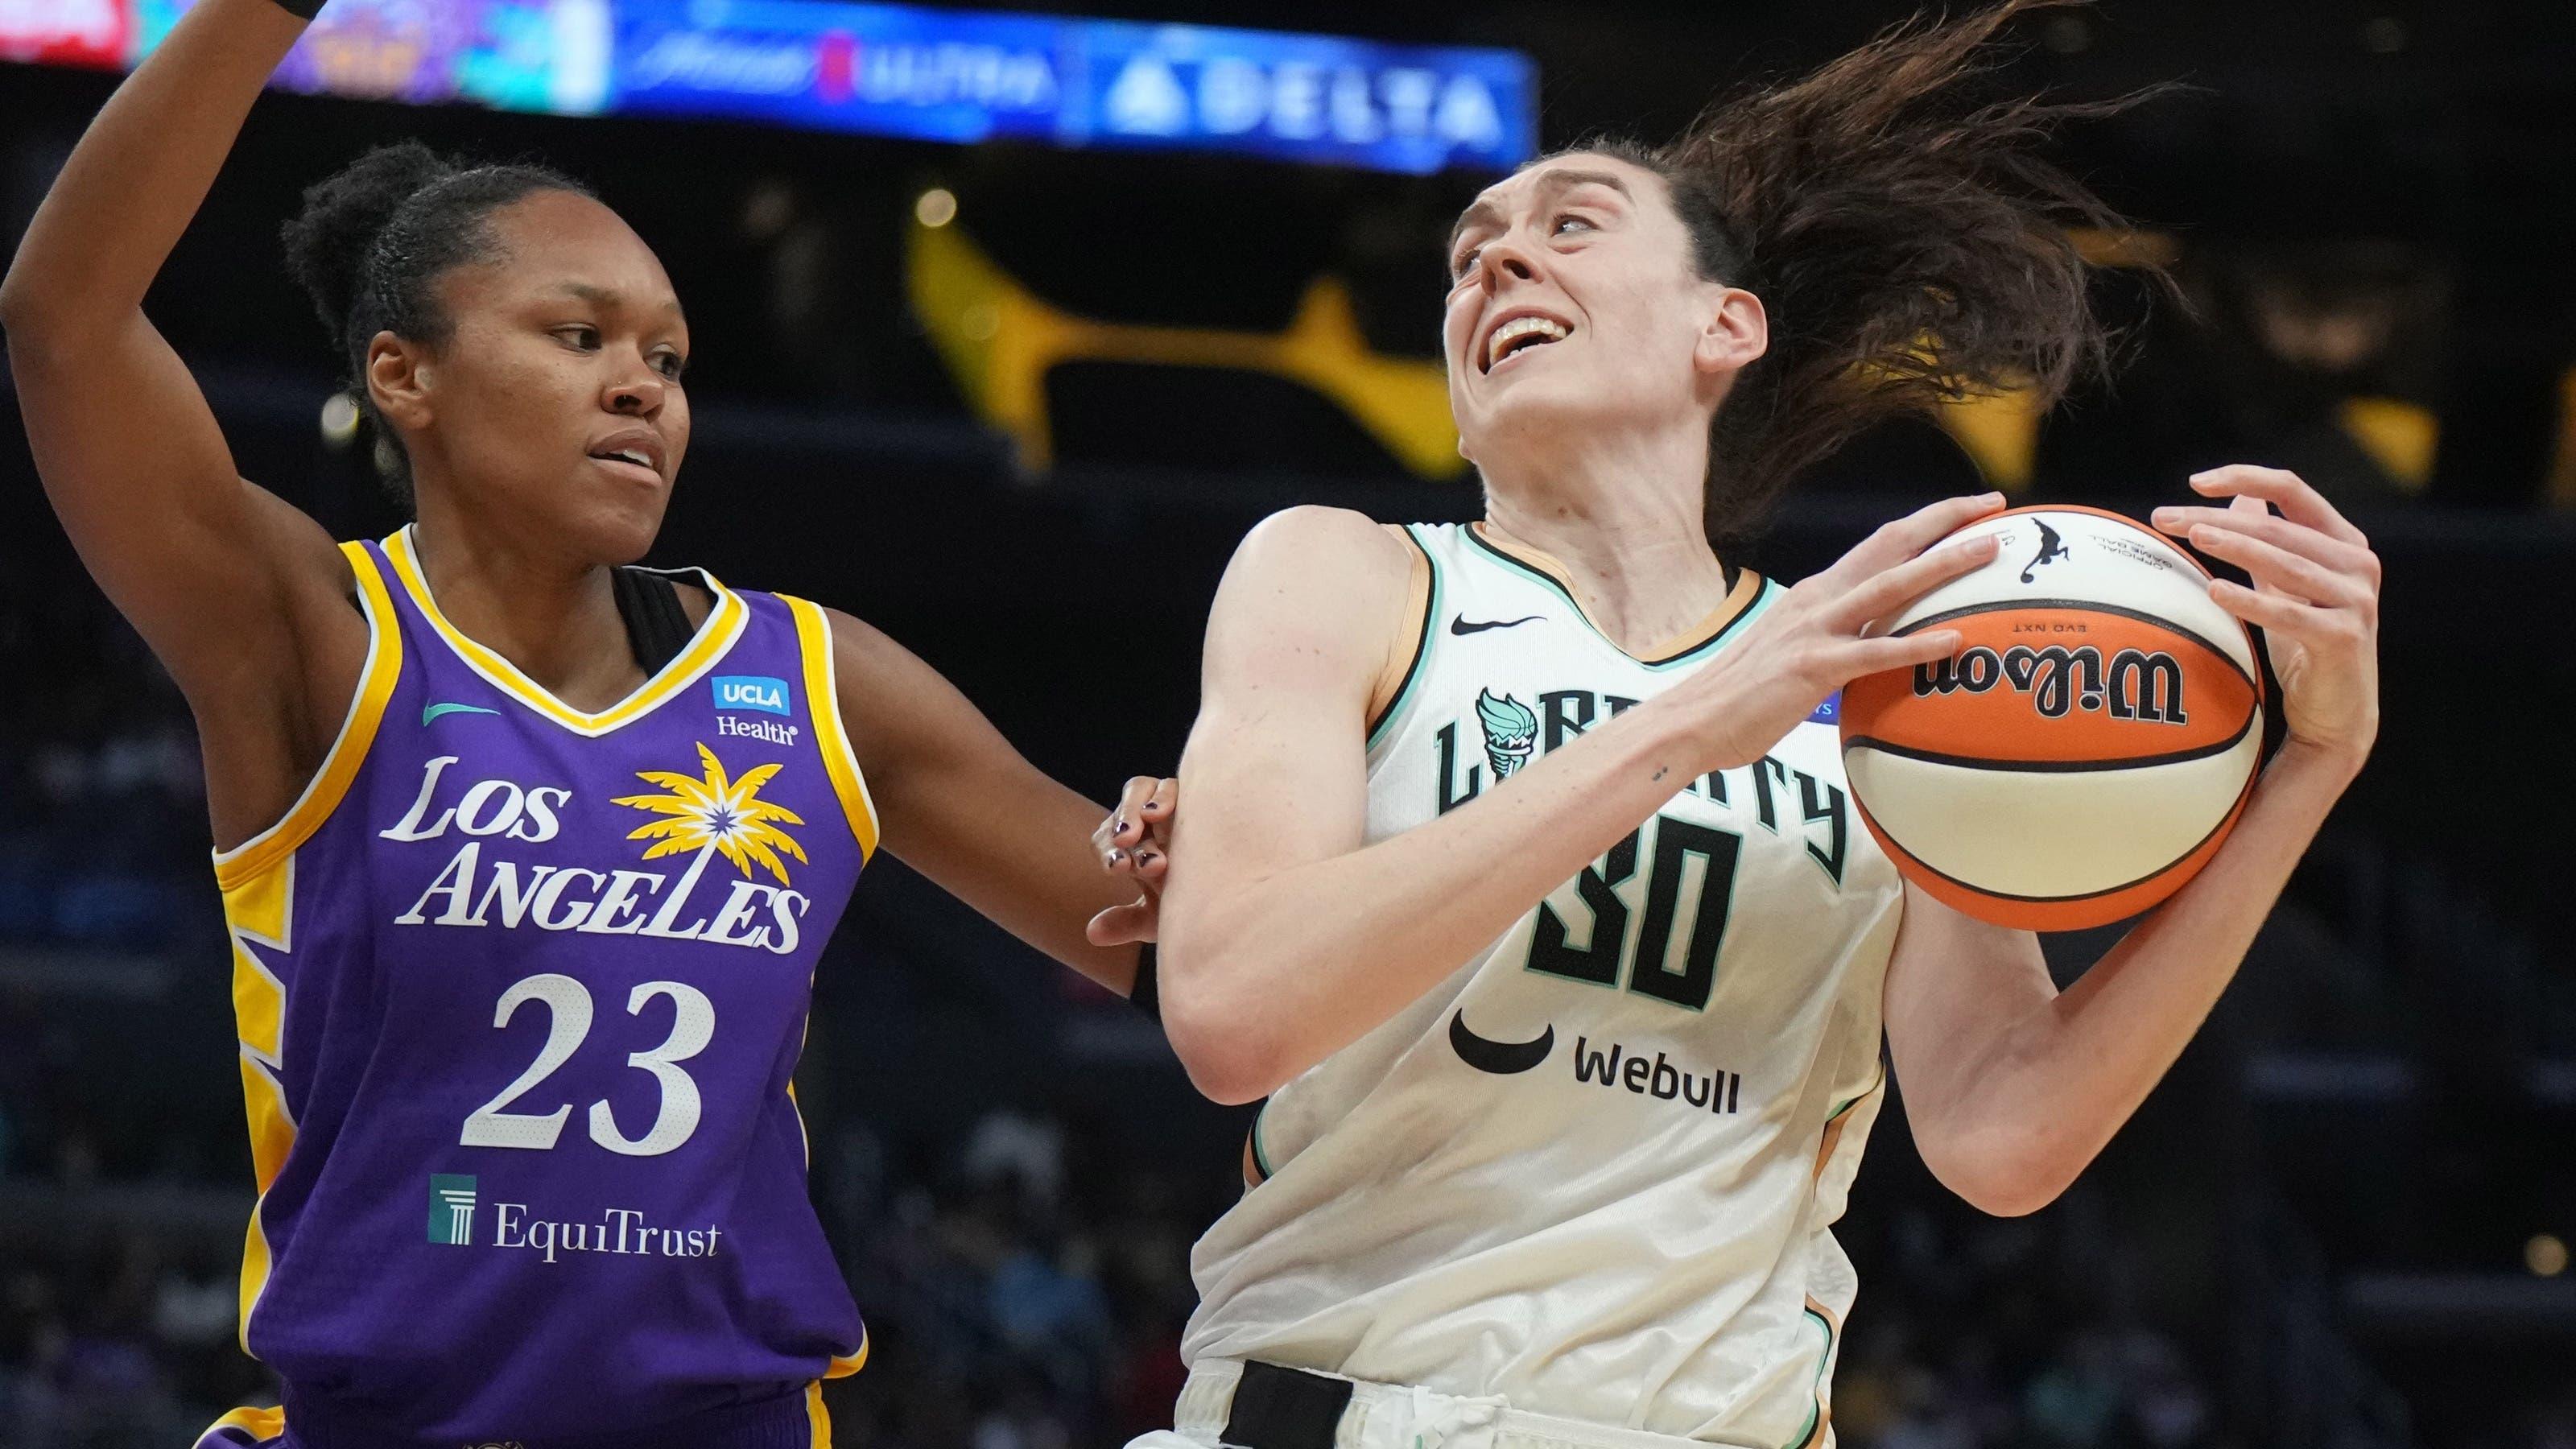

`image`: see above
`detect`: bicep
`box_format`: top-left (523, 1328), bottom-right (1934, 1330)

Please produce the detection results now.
top-left (12, 311), bottom-right (345, 707)
top-left (1882, 882), bottom-right (2054, 1136)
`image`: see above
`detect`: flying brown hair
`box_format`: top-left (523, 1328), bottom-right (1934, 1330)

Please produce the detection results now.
top-left (1573, 0), bottom-right (2164, 551)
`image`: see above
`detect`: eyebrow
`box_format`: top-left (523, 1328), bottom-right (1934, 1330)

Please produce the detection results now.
top-left (1448, 167), bottom-right (1636, 258)
top-left (549, 282), bottom-right (687, 322)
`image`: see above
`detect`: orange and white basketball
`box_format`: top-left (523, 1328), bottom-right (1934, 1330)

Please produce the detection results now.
top-left (1839, 505), bottom-right (2265, 931)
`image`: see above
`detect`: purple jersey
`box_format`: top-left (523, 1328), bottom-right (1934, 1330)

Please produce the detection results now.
top-left (198, 528), bottom-right (873, 1449)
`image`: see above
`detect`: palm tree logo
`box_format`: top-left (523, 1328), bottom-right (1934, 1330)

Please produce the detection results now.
top-left (613, 742), bottom-right (809, 885)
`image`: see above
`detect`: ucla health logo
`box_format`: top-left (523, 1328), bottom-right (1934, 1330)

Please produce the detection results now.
top-left (429, 1174), bottom-right (478, 1245)
top-left (712, 675), bottom-right (791, 716)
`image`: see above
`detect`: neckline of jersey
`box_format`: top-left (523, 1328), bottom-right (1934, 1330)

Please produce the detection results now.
top-left (383, 526), bottom-right (747, 737)
top-left (1465, 522), bottom-right (1771, 668)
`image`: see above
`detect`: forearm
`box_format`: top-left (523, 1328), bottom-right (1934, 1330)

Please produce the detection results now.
top-left (1955, 741), bottom-right (2363, 1198)
top-left (1163, 692), bottom-right (1707, 1100)
top-left (0, 0), bottom-right (305, 329)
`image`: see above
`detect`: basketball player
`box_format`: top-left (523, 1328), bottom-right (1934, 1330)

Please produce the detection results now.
top-left (1138, 4), bottom-right (2383, 1445)
top-left (1, 1), bottom-right (1167, 1444)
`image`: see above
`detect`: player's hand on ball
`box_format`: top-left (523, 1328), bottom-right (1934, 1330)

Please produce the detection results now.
top-left (2153, 465), bottom-right (2381, 768)
top-left (1086, 774), bottom-right (1176, 945)
top-left (1686, 492), bottom-right (2008, 772)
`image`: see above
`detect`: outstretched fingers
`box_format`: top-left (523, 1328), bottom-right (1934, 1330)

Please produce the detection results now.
top-left (1838, 628), bottom-right (1966, 679)
top-left (1828, 492), bottom-right (2008, 584)
top-left (2186, 465), bottom-right (2368, 548)
top-left (1833, 530), bottom-right (2001, 633)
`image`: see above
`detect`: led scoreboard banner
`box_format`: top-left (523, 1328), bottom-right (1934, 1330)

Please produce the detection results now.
top-left (0, 0), bottom-right (1538, 175)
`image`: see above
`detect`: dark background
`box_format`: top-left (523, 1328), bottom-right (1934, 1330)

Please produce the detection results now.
top-left (3, 1), bottom-right (2574, 1445)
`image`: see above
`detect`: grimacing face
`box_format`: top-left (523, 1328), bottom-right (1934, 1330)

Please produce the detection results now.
top-left (1443, 152), bottom-right (1761, 468)
top-left (373, 188), bottom-right (692, 565)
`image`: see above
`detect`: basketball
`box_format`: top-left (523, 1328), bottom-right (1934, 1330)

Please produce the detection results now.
top-left (1839, 506), bottom-right (2265, 931)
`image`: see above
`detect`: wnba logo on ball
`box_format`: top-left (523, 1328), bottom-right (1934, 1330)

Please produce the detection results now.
top-left (1913, 645), bottom-right (2188, 725)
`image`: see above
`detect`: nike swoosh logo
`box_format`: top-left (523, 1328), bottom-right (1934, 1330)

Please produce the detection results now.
top-left (423, 702), bottom-right (502, 725)
top-left (1448, 1009), bottom-right (1554, 1075)
top-left (1450, 615), bottom-right (1542, 636)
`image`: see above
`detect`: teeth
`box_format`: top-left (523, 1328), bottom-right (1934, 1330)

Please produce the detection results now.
top-left (1487, 315), bottom-right (1570, 367)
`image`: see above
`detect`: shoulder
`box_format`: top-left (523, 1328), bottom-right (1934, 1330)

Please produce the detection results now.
top-left (1220, 506), bottom-right (1416, 612)
top-left (1203, 509), bottom-right (1418, 697)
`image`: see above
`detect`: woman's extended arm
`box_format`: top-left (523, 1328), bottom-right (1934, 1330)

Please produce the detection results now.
top-left (1, 0), bottom-right (361, 845)
top-left (1885, 464), bottom-right (2381, 1216)
top-left (1156, 498), bottom-right (2003, 1104)
top-left (828, 609), bottom-right (1150, 995)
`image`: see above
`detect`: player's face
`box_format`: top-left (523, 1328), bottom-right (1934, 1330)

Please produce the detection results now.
top-left (415, 190), bottom-right (691, 564)
top-left (1443, 153), bottom-right (1743, 468)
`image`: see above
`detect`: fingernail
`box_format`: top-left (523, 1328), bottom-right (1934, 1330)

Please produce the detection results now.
top-left (1980, 491), bottom-right (2005, 502)
top-left (1138, 852), bottom-right (1160, 867)
top-left (1114, 817), bottom-right (1129, 837)
top-left (1108, 848), bottom-right (1129, 867)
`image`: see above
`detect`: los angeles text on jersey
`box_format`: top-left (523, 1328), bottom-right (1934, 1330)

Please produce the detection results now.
top-left (378, 755), bottom-right (811, 954)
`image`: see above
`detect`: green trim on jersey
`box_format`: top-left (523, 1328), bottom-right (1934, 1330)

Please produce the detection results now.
top-left (1459, 527), bottom-right (1777, 670)
top-left (1784, 1306), bottom-right (1837, 1449)
top-left (1364, 526), bottom-right (1446, 753)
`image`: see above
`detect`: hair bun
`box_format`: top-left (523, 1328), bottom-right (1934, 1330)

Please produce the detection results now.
top-left (279, 141), bottom-right (457, 345)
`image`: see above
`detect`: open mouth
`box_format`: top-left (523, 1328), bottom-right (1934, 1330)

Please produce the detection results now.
top-left (1482, 314), bottom-right (1571, 374)
top-left (588, 444), bottom-right (663, 481)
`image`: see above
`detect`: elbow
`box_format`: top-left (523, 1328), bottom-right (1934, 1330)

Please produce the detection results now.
top-left (0, 263), bottom-right (42, 334)
top-left (0, 274), bottom-right (68, 359)
top-left (1919, 1122), bottom-right (2084, 1219)
top-left (1155, 931), bottom-right (1293, 1106)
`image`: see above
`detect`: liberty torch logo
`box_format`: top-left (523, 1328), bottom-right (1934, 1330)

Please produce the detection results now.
top-left (1476, 690), bottom-right (1538, 779)
top-left (429, 1174), bottom-right (479, 1246)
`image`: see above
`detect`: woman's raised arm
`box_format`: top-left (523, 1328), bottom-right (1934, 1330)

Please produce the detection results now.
top-left (1, 0), bottom-right (364, 844)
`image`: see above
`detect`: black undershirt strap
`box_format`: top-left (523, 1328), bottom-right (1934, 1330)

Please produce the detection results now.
top-left (611, 567), bottom-right (697, 675)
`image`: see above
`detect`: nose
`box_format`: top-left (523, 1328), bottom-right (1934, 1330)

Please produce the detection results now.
top-left (605, 361), bottom-right (666, 417)
top-left (1479, 233), bottom-right (1542, 291)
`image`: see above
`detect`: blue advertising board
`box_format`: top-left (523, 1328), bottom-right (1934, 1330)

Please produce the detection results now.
top-left (23, 0), bottom-right (1535, 175)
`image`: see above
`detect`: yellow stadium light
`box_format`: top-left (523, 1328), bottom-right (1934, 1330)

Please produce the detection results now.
top-left (2528, 1235), bottom-right (2568, 1278)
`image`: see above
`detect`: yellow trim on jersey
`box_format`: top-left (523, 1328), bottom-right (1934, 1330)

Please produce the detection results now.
top-left (827, 1327), bottom-right (871, 1377)
top-left (222, 849), bottom-right (304, 1356)
top-left (806, 1380), bottom-right (833, 1447)
top-left (382, 526), bottom-right (747, 737)
top-left (783, 596), bottom-right (881, 859)
top-left (213, 543), bottom-right (402, 892)
top-left (199, 1403), bottom-right (287, 1445)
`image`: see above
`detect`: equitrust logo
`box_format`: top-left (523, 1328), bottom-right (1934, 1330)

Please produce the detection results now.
top-left (428, 1174), bottom-right (478, 1246)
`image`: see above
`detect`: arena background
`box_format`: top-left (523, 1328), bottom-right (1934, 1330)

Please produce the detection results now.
top-left (4, 0), bottom-right (2574, 1444)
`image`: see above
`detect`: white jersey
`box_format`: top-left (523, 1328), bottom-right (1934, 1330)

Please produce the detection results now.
top-left (1181, 522), bottom-right (1904, 1447)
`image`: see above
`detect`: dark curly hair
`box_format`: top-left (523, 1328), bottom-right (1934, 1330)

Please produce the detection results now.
top-left (280, 142), bottom-right (591, 506)
top-left (1556, 0), bottom-right (2165, 553)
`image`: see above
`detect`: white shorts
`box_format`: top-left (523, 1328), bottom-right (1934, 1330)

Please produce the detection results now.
top-left (1125, 1359), bottom-right (1724, 1449)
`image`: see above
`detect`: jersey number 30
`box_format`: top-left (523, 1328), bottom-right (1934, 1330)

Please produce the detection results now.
top-left (1525, 816), bottom-right (1740, 1011)
top-left (460, 974), bottom-right (716, 1157)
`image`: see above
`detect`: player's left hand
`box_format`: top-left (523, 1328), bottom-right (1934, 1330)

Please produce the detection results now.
top-left (1086, 774), bottom-right (1176, 946)
top-left (2152, 464), bottom-right (2380, 769)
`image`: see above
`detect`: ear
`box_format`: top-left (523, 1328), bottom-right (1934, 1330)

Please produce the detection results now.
top-left (1692, 286), bottom-right (1769, 378)
top-left (365, 332), bottom-right (435, 435)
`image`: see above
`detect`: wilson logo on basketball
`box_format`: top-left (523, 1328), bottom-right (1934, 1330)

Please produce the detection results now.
top-left (1912, 645), bottom-right (2187, 725)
